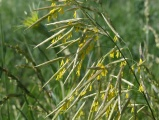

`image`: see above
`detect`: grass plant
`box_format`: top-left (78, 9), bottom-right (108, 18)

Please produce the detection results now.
top-left (1, 0), bottom-right (159, 119)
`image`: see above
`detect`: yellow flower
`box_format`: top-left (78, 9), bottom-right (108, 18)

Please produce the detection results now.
top-left (79, 43), bottom-right (84, 48)
top-left (51, 3), bottom-right (56, 7)
top-left (60, 60), bottom-right (65, 67)
top-left (105, 106), bottom-right (111, 117)
top-left (80, 90), bottom-right (86, 96)
top-left (131, 107), bottom-right (134, 113)
top-left (107, 84), bottom-right (115, 101)
top-left (138, 58), bottom-right (145, 68)
top-left (139, 58), bottom-right (143, 65)
top-left (66, 58), bottom-right (69, 63)
top-left (91, 101), bottom-right (99, 112)
top-left (131, 65), bottom-right (134, 71)
top-left (79, 39), bottom-right (85, 48)
top-left (108, 90), bottom-right (115, 101)
top-left (101, 93), bottom-right (105, 100)
top-left (97, 63), bottom-right (104, 68)
top-left (67, 32), bottom-right (72, 40)
top-left (113, 35), bottom-right (118, 42)
top-left (109, 51), bottom-right (115, 58)
top-left (68, 21), bottom-right (72, 25)
top-left (60, 101), bottom-right (70, 111)
top-left (125, 93), bottom-right (129, 99)
top-left (120, 61), bottom-right (127, 67)
top-left (51, 39), bottom-right (55, 44)
top-left (48, 16), bottom-right (51, 22)
top-left (76, 68), bottom-right (80, 76)
top-left (138, 84), bottom-right (144, 92)
top-left (58, 8), bottom-right (64, 14)
top-left (101, 69), bottom-right (108, 77)
top-left (89, 85), bottom-right (92, 91)
top-left (77, 110), bottom-right (84, 118)
top-left (56, 59), bottom-right (69, 80)
top-left (97, 75), bottom-right (101, 80)
top-left (93, 27), bottom-right (99, 33)
top-left (50, 9), bottom-right (55, 14)
top-left (110, 84), bottom-right (113, 89)
top-left (96, 63), bottom-right (108, 80)
top-left (56, 68), bottom-right (65, 80)
top-left (48, 7), bottom-right (57, 21)
top-left (116, 51), bottom-right (121, 58)
top-left (73, 11), bottom-right (77, 18)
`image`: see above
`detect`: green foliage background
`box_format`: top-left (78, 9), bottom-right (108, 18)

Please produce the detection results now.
top-left (0, 0), bottom-right (159, 120)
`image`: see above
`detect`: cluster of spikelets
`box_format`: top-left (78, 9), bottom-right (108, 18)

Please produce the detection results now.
top-left (24, 0), bottom-right (158, 119)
